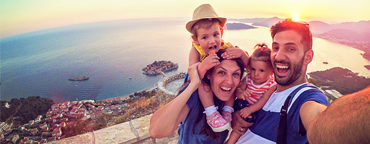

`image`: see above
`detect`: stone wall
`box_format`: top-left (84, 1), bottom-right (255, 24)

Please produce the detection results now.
top-left (157, 72), bottom-right (185, 101)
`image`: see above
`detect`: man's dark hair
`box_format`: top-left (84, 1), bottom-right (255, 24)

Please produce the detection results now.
top-left (270, 18), bottom-right (312, 52)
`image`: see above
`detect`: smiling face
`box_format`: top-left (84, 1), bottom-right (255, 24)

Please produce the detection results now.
top-left (249, 59), bottom-right (273, 85)
top-left (271, 30), bottom-right (313, 89)
top-left (207, 59), bottom-right (242, 101)
top-left (192, 22), bottom-right (222, 54)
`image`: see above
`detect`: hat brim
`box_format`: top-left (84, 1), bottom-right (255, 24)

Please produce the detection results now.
top-left (186, 17), bottom-right (227, 33)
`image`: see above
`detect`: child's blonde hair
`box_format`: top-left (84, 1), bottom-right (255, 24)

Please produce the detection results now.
top-left (190, 18), bottom-right (224, 39)
top-left (249, 43), bottom-right (272, 68)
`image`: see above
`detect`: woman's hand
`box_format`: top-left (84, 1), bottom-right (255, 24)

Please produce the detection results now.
top-left (222, 46), bottom-right (244, 59)
top-left (188, 62), bottom-right (201, 88)
top-left (231, 110), bottom-right (254, 135)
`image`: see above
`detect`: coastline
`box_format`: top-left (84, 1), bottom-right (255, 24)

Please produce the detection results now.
top-left (108, 83), bottom-right (158, 101)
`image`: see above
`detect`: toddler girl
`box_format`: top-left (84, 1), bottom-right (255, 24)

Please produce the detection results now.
top-left (226, 43), bottom-right (276, 144)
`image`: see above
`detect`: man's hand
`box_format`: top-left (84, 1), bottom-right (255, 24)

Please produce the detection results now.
top-left (231, 110), bottom-right (254, 135)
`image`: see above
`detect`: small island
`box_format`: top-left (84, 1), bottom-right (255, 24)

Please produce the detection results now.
top-left (68, 76), bottom-right (89, 81)
top-left (142, 61), bottom-right (178, 75)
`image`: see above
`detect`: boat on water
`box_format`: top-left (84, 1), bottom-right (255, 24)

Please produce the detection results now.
top-left (68, 76), bottom-right (89, 81)
top-left (323, 62), bottom-right (328, 64)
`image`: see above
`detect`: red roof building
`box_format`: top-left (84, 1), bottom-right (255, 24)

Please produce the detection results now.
top-left (30, 128), bottom-right (38, 135)
top-left (39, 122), bottom-right (47, 129)
top-left (52, 127), bottom-right (62, 137)
top-left (97, 106), bottom-right (104, 110)
top-left (51, 104), bottom-right (59, 109)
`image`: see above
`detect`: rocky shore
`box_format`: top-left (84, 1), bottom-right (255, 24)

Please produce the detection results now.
top-left (142, 61), bottom-right (178, 75)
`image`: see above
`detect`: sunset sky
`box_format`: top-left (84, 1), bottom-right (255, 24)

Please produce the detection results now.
top-left (1, 0), bottom-right (369, 38)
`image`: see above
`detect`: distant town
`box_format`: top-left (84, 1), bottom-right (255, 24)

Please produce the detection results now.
top-left (0, 89), bottom-right (157, 144)
top-left (317, 34), bottom-right (370, 52)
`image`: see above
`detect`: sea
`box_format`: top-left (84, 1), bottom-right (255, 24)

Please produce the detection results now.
top-left (1, 17), bottom-right (370, 103)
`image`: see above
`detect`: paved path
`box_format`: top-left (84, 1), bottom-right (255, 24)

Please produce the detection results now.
top-left (50, 114), bottom-right (179, 144)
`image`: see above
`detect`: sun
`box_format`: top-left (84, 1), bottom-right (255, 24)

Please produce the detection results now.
top-left (292, 14), bottom-right (300, 21)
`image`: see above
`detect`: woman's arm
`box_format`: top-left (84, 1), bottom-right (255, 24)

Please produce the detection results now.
top-left (149, 63), bottom-right (201, 138)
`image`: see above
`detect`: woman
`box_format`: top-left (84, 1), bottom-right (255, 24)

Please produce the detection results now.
top-left (149, 50), bottom-right (245, 143)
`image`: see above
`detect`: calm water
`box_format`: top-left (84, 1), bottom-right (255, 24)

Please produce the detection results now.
top-left (1, 18), bottom-right (369, 102)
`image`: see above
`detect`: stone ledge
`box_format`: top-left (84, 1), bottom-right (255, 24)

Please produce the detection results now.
top-left (52, 114), bottom-right (179, 144)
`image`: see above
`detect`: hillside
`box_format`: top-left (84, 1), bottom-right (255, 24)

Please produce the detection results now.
top-left (317, 29), bottom-right (370, 42)
top-left (230, 17), bottom-right (370, 35)
top-left (308, 21), bottom-right (331, 34)
top-left (252, 17), bottom-right (283, 27)
top-left (0, 96), bottom-right (55, 125)
top-left (308, 67), bottom-right (370, 95)
top-left (230, 17), bottom-right (370, 52)
top-left (226, 23), bottom-right (257, 30)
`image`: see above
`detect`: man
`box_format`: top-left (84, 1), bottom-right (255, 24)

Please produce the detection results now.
top-left (232, 19), bottom-right (329, 143)
top-left (232, 18), bottom-right (370, 143)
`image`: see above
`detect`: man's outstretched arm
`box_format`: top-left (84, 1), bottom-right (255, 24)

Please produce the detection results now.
top-left (305, 86), bottom-right (370, 144)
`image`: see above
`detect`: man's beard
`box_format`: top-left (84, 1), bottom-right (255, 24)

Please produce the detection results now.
top-left (274, 57), bottom-right (304, 86)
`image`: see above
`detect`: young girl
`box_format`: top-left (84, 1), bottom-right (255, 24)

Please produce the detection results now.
top-left (226, 43), bottom-right (277, 144)
top-left (186, 4), bottom-right (249, 132)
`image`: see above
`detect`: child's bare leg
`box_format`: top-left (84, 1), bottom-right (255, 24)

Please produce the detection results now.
top-left (224, 95), bottom-right (235, 112)
top-left (198, 82), bottom-right (216, 115)
top-left (222, 95), bottom-right (235, 123)
top-left (200, 82), bottom-right (231, 132)
top-left (226, 130), bottom-right (241, 144)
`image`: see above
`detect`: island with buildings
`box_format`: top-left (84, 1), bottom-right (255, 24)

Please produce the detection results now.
top-left (142, 61), bottom-right (178, 75)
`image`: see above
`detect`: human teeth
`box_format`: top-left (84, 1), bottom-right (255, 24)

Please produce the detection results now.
top-left (276, 65), bottom-right (288, 69)
top-left (221, 87), bottom-right (231, 91)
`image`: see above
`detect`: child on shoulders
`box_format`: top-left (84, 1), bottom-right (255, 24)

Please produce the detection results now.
top-left (186, 4), bottom-right (249, 132)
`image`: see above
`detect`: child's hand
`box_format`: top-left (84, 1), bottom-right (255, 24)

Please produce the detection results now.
top-left (240, 107), bottom-right (252, 119)
top-left (198, 53), bottom-right (220, 76)
top-left (221, 45), bottom-right (244, 59)
top-left (236, 89), bottom-right (251, 100)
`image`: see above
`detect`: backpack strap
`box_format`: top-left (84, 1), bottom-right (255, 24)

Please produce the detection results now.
top-left (276, 83), bottom-right (317, 144)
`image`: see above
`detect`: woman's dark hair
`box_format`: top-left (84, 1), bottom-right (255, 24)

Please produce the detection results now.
top-left (193, 49), bottom-right (245, 141)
